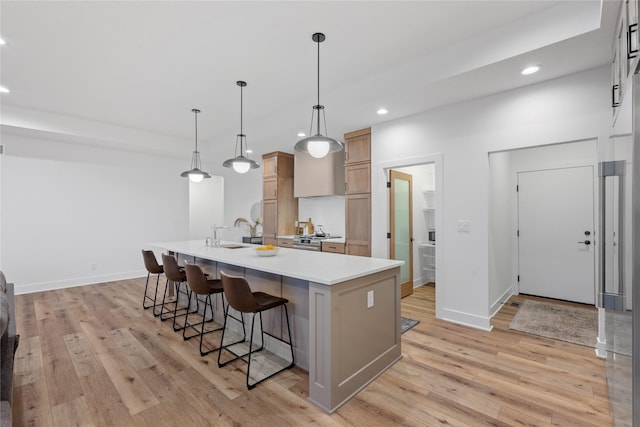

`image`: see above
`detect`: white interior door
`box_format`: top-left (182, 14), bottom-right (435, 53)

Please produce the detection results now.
top-left (518, 166), bottom-right (595, 304)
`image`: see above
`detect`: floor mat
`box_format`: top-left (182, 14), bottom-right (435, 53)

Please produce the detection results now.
top-left (509, 299), bottom-right (596, 347)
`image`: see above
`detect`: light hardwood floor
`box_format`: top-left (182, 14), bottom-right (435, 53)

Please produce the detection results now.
top-left (11, 280), bottom-right (613, 426)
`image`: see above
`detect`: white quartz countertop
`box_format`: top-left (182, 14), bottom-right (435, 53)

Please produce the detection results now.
top-left (148, 240), bottom-right (403, 285)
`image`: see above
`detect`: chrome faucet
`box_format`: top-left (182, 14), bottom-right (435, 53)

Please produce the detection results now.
top-left (211, 224), bottom-right (229, 248)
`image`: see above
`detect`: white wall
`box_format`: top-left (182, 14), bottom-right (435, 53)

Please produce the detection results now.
top-left (488, 139), bottom-right (598, 316)
top-left (0, 131), bottom-right (189, 293)
top-left (488, 151), bottom-right (511, 315)
top-left (189, 176), bottom-right (224, 240)
top-left (371, 66), bottom-right (611, 330)
top-left (298, 196), bottom-right (345, 237)
top-left (219, 166), bottom-right (263, 243)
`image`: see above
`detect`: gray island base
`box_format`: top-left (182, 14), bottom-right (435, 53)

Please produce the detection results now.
top-left (149, 240), bottom-right (403, 413)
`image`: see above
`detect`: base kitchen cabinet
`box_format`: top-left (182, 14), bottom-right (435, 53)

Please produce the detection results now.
top-left (277, 237), bottom-right (294, 248)
top-left (262, 151), bottom-right (298, 246)
top-left (345, 193), bottom-right (371, 256)
top-left (321, 241), bottom-right (345, 254)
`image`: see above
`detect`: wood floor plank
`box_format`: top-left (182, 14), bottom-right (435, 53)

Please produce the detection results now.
top-left (37, 310), bottom-right (85, 407)
top-left (51, 396), bottom-right (96, 427)
top-left (12, 380), bottom-right (54, 427)
top-left (63, 331), bottom-right (103, 378)
top-left (95, 350), bottom-right (160, 415)
top-left (13, 335), bottom-right (44, 387)
top-left (78, 370), bottom-right (138, 427)
top-left (11, 279), bottom-right (614, 426)
top-left (110, 327), bottom-right (157, 370)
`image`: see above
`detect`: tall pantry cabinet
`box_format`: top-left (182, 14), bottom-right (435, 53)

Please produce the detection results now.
top-left (262, 151), bottom-right (298, 246)
top-left (344, 128), bottom-right (371, 257)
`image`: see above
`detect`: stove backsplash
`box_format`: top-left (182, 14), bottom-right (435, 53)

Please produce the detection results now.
top-left (298, 196), bottom-right (345, 237)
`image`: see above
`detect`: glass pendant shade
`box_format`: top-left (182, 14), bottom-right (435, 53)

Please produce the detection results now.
top-left (295, 133), bottom-right (342, 158)
top-left (181, 108), bottom-right (211, 182)
top-left (232, 159), bottom-right (252, 174)
top-left (188, 172), bottom-right (204, 183)
top-left (294, 32), bottom-right (343, 159)
top-left (223, 81), bottom-right (260, 173)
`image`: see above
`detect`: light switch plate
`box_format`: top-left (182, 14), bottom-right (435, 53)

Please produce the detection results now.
top-left (367, 290), bottom-right (374, 308)
top-left (458, 220), bottom-right (470, 233)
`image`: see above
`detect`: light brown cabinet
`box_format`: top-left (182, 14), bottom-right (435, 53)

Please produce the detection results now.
top-left (344, 128), bottom-right (371, 165)
top-left (345, 163), bottom-right (371, 194)
top-left (263, 178), bottom-right (278, 200)
top-left (261, 152), bottom-right (298, 246)
top-left (345, 194), bottom-right (371, 256)
top-left (321, 241), bottom-right (345, 254)
top-left (344, 128), bottom-right (371, 257)
top-left (277, 237), bottom-right (294, 248)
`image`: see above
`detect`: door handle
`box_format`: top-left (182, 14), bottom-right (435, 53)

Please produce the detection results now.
top-left (577, 240), bottom-right (591, 245)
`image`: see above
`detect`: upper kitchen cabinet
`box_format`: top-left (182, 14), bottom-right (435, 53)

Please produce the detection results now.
top-left (345, 128), bottom-right (372, 195)
top-left (344, 128), bottom-right (372, 257)
top-left (344, 128), bottom-right (371, 165)
top-left (294, 150), bottom-right (345, 198)
top-left (612, 0), bottom-right (639, 116)
top-left (261, 151), bottom-right (297, 246)
top-left (345, 163), bottom-right (371, 194)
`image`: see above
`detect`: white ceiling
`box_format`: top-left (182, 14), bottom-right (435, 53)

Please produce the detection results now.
top-left (0, 1), bottom-right (620, 162)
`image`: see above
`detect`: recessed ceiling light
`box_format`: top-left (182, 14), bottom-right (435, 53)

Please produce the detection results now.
top-left (521, 65), bottom-right (541, 75)
top-left (297, 132), bottom-right (306, 137)
top-left (0, 86), bottom-right (9, 93)
top-left (377, 108), bottom-right (388, 115)
top-left (245, 148), bottom-right (253, 154)
top-left (0, 38), bottom-right (5, 45)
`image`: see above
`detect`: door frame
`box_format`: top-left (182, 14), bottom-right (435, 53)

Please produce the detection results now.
top-left (377, 154), bottom-right (444, 319)
top-left (389, 169), bottom-right (414, 298)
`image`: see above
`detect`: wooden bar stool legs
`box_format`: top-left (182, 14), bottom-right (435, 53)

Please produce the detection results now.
top-left (218, 271), bottom-right (295, 389)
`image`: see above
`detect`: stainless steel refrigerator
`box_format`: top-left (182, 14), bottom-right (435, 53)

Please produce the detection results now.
top-left (601, 73), bottom-right (640, 426)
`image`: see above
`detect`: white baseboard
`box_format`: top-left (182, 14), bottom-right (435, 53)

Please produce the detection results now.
top-left (490, 286), bottom-right (515, 318)
top-left (14, 270), bottom-right (147, 295)
top-left (595, 336), bottom-right (607, 359)
top-left (440, 308), bottom-right (493, 331)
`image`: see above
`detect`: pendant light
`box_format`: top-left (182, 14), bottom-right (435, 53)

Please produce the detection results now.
top-left (294, 32), bottom-right (343, 159)
top-left (180, 108), bottom-right (211, 183)
top-left (223, 81), bottom-right (259, 174)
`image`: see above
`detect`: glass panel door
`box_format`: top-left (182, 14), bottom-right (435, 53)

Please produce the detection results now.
top-left (389, 170), bottom-right (413, 298)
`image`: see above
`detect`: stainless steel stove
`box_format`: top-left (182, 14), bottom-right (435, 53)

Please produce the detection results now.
top-left (292, 235), bottom-right (324, 251)
top-left (292, 234), bottom-right (341, 251)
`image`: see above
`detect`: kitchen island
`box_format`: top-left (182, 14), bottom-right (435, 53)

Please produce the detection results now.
top-left (148, 240), bottom-right (403, 413)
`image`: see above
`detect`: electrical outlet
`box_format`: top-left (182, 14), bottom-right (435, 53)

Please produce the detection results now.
top-left (367, 290), bottom-right (374, 308)
top-left (457, 220), bottom-right (470, 233)
top-left (91, 263), bottom-right (97, 271)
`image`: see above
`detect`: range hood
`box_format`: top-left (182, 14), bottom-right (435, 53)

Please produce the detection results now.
top-left (294, 150), bottom-right (345, 197)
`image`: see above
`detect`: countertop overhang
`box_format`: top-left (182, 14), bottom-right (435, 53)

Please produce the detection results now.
top-left (148, 240), bottom-right (402, 285)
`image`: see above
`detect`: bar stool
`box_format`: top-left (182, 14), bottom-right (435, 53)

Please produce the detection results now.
top-left (141, 250), bottom-right (164, 313)
top-left (218, 271), bottom-right (294, 389)
top-left (161, 253), bottom-right (197, 331)
top-left (183, 262), bottom-right (228, 356)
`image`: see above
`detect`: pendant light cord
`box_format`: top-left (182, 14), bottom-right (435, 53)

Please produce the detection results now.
top-left (194, 110), bottom-right (198, 153)
top-left (316, 36), bottom-right (321, 136)
top-left (240, 83), bottom-right (244, 153)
